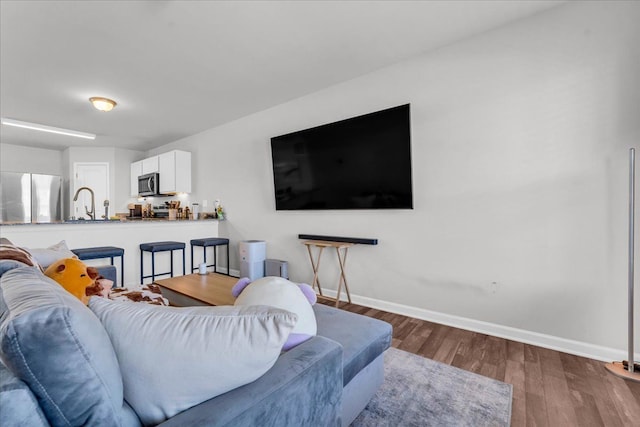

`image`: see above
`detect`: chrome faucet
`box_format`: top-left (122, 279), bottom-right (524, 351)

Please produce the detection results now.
top-left (73, 187), bottom-right (96, 220)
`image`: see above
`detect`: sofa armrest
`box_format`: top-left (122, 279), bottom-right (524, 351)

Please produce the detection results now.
top-left (0, 360), bottom-right (50, 427)
top-left (158, 336), bottom-right (343, 427)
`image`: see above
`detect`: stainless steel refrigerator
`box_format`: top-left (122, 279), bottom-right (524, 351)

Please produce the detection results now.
top-left (0, 172), bottom-right (62, 223)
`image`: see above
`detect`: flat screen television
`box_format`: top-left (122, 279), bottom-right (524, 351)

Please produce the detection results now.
top-left (271, 104), bottom-right (412, 210)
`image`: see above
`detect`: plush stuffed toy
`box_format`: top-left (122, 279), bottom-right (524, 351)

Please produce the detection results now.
top-left (232, 276), bottom-right (317, 350)
top-left (44, 258), bottom-right (108, 305)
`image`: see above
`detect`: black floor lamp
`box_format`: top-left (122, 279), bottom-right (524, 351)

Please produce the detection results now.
top-left (605, 148), bottom-right (640, 382)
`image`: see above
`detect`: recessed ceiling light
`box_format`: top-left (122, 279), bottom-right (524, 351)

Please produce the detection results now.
top-left (90, 97), bottom-right (117, 112)
top-left (0, 118), bottom-right (96, 140)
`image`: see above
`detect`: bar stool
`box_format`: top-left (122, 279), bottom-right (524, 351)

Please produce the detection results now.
top-left (71, 246), bottom-right (125, 286)
top-left (139, 241), bottom-right (185, 284)
top-left (190, 238), bottom-right (230, 275)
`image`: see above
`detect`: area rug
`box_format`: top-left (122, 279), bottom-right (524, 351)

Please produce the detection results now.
top-left (351, 348), bottom-right (513, 426)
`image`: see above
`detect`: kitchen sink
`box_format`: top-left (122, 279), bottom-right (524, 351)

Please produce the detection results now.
top-left (64, 218), bottom-right (121, 223)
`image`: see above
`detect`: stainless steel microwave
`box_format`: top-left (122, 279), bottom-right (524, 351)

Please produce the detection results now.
top-left (138, 172), bottom-right (160, 196)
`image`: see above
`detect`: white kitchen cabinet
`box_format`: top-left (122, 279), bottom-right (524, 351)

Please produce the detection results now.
top-left (141, 156), bottom-right (159, 174)
top-left (130, 160), bottom-right (143, 196)
top-left (159, 150), bottom-right (191, 194)
top-left (130, 151), bottom-right (191, 196)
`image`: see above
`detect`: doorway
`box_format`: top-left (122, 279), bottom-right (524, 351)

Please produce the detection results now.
top-left (73, 162), bottom-right (109, 220)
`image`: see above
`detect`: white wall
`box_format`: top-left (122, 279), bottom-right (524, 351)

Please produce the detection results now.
top-left (63, 147), bottom-right (115, 219)
top-left (114, 147), bottom-right (146, 213)
top-left (0, 143), bottom-right (63, 175)
top-left (151, 1), bottom-right (640, 358)
top-left (62, 147), bottom-right (144, 218)
top-left (0, 143), bottom-right (143, 218)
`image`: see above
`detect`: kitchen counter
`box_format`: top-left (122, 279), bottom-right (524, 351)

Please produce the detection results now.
top-left (0, 219), bottom-right (223, 285)
top-left (0, 218), bottom-right (219, 226)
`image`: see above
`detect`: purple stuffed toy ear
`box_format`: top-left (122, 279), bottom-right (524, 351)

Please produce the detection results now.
top-left (283, 333), bottom-right (312, 351)
top-left (297, 283), bottom-right (317, 305)
top-left (231, 277), bottom-right (252, 298)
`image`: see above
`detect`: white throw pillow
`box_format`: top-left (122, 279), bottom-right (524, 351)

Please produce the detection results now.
top-left (89, 298), bottom-right (298, 426)
top-left (234, 277), bottom-right (317, 350)
top-left (27, 240), bottom-right (76, 268)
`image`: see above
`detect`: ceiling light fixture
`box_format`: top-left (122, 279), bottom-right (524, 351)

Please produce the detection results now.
top-left (89, 97), bottom-right (117, 112)
top-left (0, 118), bottom-right (96, 140)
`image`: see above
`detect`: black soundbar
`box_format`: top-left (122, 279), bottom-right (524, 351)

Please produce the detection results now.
top-left (298, 234), bottom-right (378, 245)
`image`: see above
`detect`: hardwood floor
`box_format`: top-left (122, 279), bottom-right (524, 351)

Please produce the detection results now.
top-left (320, 298), bottom-right (640, 426)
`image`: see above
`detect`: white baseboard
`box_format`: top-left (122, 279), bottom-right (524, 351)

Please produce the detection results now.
top-left (204, 267), bottom-right (240, 277)
top-left (321, 290), bottom-right (639, 363)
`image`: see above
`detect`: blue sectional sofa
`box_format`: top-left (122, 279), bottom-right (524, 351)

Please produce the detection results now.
top-left (0, 261), bottom-right (391, 426)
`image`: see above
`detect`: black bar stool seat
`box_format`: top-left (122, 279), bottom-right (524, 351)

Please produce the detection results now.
top-left (190, 238), bottom-right (230, 275)
top-left (71, 246), bottom-right (124, 286)
top-left (140, 241), bottom-right (185, 284)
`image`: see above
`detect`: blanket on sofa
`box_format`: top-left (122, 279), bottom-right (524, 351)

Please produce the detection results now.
top-left (108, 284), bottom-right (169, 306)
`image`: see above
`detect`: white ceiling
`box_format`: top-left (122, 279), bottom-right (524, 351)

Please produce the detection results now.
top-left (0, 0), bottom-right (565, 151)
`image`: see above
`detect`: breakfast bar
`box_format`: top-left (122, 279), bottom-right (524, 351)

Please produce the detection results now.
top-left (0, 219), bottom-right (220, 286)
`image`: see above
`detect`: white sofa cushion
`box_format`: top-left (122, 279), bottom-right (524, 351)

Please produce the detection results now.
top-left (27, 240), bottom-right (76, 269)
top-left (88, 298), bottom-right (298, 426)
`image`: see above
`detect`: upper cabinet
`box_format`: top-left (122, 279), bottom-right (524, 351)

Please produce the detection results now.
top-left (141, 156), bottom-right (159, 174)
top-left (130, 150), bottom-right (191, 197)
top-left (130, 160), bottom-right (143, 196)
top-left (159, 150), bottom-right (191, 194)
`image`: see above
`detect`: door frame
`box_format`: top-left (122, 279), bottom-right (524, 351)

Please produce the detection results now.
top-left (72, 162), bottom-right (110, 220)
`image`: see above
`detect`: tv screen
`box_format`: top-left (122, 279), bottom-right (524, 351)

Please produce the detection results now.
top-left (271, 104), bottom-right (412, 210)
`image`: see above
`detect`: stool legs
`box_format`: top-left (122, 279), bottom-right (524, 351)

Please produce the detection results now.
top-left (191, 244), bottom-right (229, 275)
top-left (141, 250), bottom-right (185, 284)
top-left (107, 256), bottom-right (124, 286)
top-left (140, 243), bottom-right (186, 285)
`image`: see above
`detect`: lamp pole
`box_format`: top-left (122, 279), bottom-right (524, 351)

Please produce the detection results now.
top-left (606, 147), bottom-right (640, 381)
top-left (628, 148), bottom-right (635, 373)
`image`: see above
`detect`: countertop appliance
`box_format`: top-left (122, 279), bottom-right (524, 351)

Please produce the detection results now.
top-left (152, 205), bottom-right (170, 218)
top-left (138, 172), bottom-right (160, 196)
top-left (0, 172), bottom-right (62, 223)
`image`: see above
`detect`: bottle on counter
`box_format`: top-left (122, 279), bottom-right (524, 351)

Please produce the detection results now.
top-left (214, 199), bottom-right (224, 220)
top-left (191, 203), bottom-right (199, 220)
top-left (216, 202), bottom-right (224, 220)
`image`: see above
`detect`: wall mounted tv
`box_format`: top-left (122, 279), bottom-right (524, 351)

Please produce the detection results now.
top-left (271, 104), bottom-right (412, 210)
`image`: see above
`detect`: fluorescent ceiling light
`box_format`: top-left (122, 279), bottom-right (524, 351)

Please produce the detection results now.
top-left (0, 118), bottom-right (96, 140)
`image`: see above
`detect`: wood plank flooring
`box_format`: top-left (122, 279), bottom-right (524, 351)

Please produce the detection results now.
top-left (319, 299), bottom-right (640, 426)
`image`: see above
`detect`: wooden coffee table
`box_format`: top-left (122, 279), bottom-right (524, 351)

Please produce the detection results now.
top-left (153, 273), bottom-right (237, 307)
